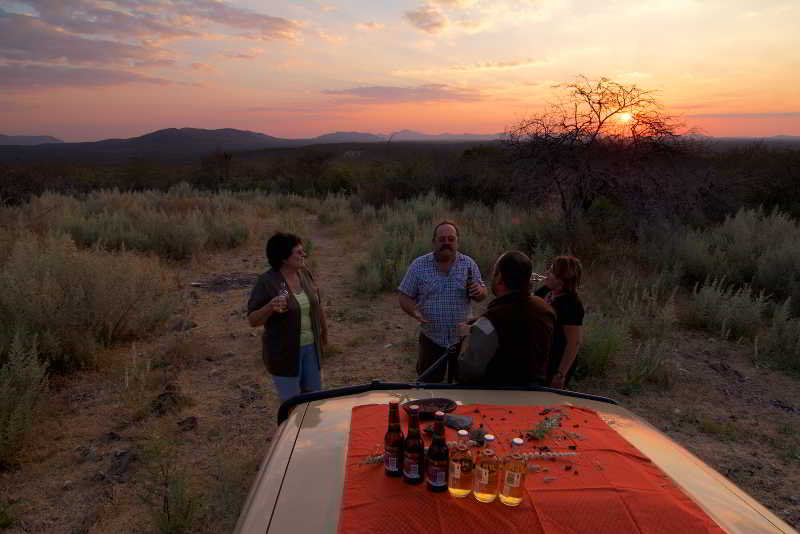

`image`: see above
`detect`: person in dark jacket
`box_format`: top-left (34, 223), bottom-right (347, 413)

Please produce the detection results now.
top-left (457, 251), bottom-right (555, 386)
top-left (534, 255), bottom-right (584, 389)
top-left (247, 232), bottom-right (328, 402)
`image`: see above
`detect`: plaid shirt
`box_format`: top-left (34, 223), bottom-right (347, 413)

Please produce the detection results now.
top-left (398, 252), bottom-right (484, 348)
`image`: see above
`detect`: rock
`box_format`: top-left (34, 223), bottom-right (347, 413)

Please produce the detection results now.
top-left (63, 480), bottom-right (73, 491)
top-left (171, 318), bottom-right (197, 332)
top-left (109, 449), bottom-right (138, 482)
top-left (75, 446), bottom-right (101, 464)
top-left (178, 416), bottom-right (198, 432)
top-left (151, 383), bottom-right (183, 416)
top-left (91, 471), bottom-right (107, 482)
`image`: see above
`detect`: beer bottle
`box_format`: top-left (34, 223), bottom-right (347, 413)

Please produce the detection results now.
top-left (473, 434), bottom-right (500, 503)
top-left (448, 429), bottom-right (474, 498)
top-left (403, 405), bottom-right (424, 484)
top-left (425, 411), bottom-right (449, 492)
top-left (465, 266), bottom-right (473, 299)
top-left (499, 437), bottom-right (527, 507)
top-left (384, 400), bottom-right (404, 477)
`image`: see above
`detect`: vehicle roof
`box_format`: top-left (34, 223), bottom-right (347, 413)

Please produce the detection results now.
top-left (235, 386), bottom-right (797, 534)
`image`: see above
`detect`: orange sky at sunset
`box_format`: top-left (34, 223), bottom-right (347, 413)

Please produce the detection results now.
top-left (1, 0), bottom-right (798, 141)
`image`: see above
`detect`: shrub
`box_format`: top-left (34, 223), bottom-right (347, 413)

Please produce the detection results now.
top-left (684, 278), bottom-right (768, 340)
top-left (755, 299), bottom-right (800, 374)
top-left (0, 233), bottom-right (177, 372)
top-left (576, 314), bottom-right (629, 378)
top-left (619, 340), bottom-right (672, 395)
top-left (0, 334), bottom-right (48, 466)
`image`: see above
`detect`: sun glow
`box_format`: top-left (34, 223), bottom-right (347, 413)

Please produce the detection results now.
top-left (618, 112), bottom-right (633, 123)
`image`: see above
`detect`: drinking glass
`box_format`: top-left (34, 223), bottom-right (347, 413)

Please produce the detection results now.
top-left (278, 282), bottom-right (289, 313)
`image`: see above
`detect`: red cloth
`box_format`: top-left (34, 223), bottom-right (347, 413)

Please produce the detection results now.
top-left (338, 403), bottom-right (724, 534)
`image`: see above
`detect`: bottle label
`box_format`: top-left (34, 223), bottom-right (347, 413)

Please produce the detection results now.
top-left (384, 448), bottom-right (400, 472)
top-left (450, 461), bottom-right (461, 479)
top-left (403, 453), bottom-right (421, 478)
top-left (504, 470), bottom-right (522, 488)
top-left (477, 466), bottom-right (489, 485)
top-left (426, 461), bottom-right (447, 487)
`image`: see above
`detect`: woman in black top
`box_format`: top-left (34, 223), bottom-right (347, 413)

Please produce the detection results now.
top-left (534, 256), bottom-right (584, 389)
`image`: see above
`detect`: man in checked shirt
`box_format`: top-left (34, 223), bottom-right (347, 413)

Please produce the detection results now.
top-left (398, 220), bottom-right (487, 382)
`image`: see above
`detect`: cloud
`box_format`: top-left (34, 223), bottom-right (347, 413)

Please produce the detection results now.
top-left (356, 22), bottom-right (385, 31)
top-left (0, 63), bottom-right (173, 90)
top-left (16, 0), bottom-right (303, 41)
top-left (404, 6), bottom-right (448, 34)
top-left (0, 12), bottom-right (169, 65)
top-left (19, 0), bottom-right (195, 40)
top-left (190, 62), bottom-right (215, 72)
top-left (219, 48), bottom-right (265, 60)
top-left (0, 101), bottom-right (39, 112)
top-left (687, 112), bottom-right (800, 118)
top-left (323, 84), bottom-right (481, 103)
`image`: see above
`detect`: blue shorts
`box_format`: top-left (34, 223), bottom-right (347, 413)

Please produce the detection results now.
top-left (271, 343), bottom-right (322, 402)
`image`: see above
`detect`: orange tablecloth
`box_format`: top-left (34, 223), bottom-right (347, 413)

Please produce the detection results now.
top-left (338, 403), bottom-right (724, 534)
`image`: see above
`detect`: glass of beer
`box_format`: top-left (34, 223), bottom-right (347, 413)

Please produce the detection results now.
top-left (277, 282), bottom-right (289, 313)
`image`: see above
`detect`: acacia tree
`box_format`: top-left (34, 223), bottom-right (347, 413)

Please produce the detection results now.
top-left (504, 76), bottom-right (694, 239)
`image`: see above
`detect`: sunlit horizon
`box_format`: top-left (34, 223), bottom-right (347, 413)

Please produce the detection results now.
top-left (2, 0), bottom-right (798, 142)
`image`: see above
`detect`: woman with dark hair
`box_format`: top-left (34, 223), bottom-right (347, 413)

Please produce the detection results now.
top-left (534, 255), bottom-right (584, 389)
top-left (247, 232), bottom-right (328, 402)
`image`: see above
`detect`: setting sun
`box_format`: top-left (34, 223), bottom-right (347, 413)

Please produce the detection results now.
top-left (618, 112), bottom-right (633, 123)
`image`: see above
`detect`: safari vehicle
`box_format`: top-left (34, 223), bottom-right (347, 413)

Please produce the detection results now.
top-left (233, 382), bottom-right (797, 534)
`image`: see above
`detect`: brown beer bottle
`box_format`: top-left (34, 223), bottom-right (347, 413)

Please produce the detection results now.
top-left (465, 266), bottom-right (473, 299)
top-left (403, 405), bottom-right (424, 484)
top-left (384, 400), bottom-right (404, 477)
top-left (425, 411), bottom-right (449, 492)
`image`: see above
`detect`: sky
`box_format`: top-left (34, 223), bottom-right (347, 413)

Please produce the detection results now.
top-left (1, 0), bottom-right (798, 141)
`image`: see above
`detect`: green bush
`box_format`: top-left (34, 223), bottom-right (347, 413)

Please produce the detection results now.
top-left (684, 278), bottom-right (768, 340)
top-left (0, 233), bottom-right (177, 371)
top-left (667, 208), bottom-right (800, 306)
top-left (755, 299), bottom-right (800, 374)
top-left (0, 334), bottom-right (48, 466)
top-left (576, 314), bottom-right (629, 378)
top-left (16, 190), bottom-right (253, 260)
top-left (619, 340), bottom-right (672, 395)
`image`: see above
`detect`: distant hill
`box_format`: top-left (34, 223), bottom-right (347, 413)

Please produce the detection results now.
top-left (0, 128), bottom-right (302, 164)
top-left (0, 134), bottom-right (63, 146)
top-left (0, 127), bottom-right (505, 164)
top-left (389, 129), bottom-right (501, 142)
top-left (312, 131), bottom-right (385, 143)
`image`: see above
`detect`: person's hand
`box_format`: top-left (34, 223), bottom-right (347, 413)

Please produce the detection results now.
top-left (268, 294), bottom-right (287, 313)
top-left (412, 307), bottom-right (428, 324)
top-left (550, 373), bottom-right (566, 389)
top-left (456, 322), bottom-right (471, 338)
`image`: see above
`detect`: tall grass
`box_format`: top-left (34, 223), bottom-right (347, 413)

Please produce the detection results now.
top-left (12, 188), bottom-right (251, 260)
top-left (0, 232), bottom-right (178, 372)
top-left (683, 278), bottom-right (768, 341)
top-left (0, 334), bottom-right (48, 466)
top-left (660, 207), bottom-right (800, 314)
top-left (577, 314), bottom-right (630, 378)
top-left (755, 299), bottom-right (800, 374)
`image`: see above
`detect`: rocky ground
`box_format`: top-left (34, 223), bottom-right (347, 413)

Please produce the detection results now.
top-left (1, 214), bottom-right (798, 533)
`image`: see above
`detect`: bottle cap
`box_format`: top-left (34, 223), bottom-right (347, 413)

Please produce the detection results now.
top-left (512, 437), bottom-right (524, 447)
top-left (484, 434), bottom-right (495, 442)
top-left (457, 429), bottom-right (469, 437)
top-left (434, 410), bottom-right (445, 418)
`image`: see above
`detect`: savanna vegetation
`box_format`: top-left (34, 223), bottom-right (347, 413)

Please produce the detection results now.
top-left (1, 78), bottom-right (799, 532)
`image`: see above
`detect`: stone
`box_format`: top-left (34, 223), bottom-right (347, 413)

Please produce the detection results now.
top-left (178, 416), bottom-right (198, 432)
top-left (109, 449), bottom-right (138, 482)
